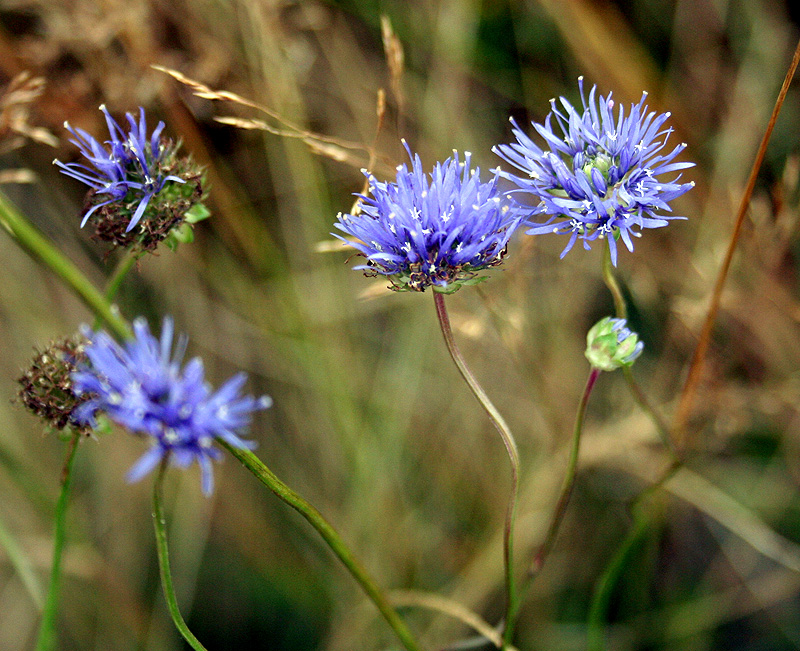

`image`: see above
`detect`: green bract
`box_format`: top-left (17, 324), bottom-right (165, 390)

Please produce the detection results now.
top-left (585, 316), bottom-right (644, 371)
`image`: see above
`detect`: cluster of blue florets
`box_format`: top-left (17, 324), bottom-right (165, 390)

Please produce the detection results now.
top-left (48, 77), bottom-right (693, 492)
top-left (336, 77), bottom-right (694, 283)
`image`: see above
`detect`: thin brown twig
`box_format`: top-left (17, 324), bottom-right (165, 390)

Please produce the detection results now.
top-left (673, 36), bottom-right (800, 449)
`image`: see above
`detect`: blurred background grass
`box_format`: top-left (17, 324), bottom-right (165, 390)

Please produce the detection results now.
top-left (1, 0), bottom-right (800, 649)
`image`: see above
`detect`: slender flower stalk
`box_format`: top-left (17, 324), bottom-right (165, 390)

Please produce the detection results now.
top-left (220, 441), bottom-right (425, 651)
top-left (94, 250), bottom-right (143, 330)
top-left (33, 433), bottom-right (79, 651)
top-left (586, 505), bottom-right (651, 651)
top-left (6, 189), bottom-right (141, 651)
top-left (531, 367), bottom-right (599, 576)
top-left (507, 366), bottom-right (601, 637)
top-left (152, 461), bottom-right (208, 651)
top-left (433, 292), bottom-right (520, 647)
top-left (600, 240), bottom-right (674, 452)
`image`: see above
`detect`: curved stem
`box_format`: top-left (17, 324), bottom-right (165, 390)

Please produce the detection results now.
top-left (220, 442), bottom-right (424, 651)
top-left (602, 241), bottom-right (676, 455)
top-left (152, 461), bottom-right (208, 651)
top-left (674, 36), bottom-right (800, 448)
top-left (34, 433), bottom-right (80, 651)
top-left (432, 292), bottom-right (520, 648)
top-left (530, 367), bottom-right (599, 577)
top-left (0, 189), bottom-right (131, 341)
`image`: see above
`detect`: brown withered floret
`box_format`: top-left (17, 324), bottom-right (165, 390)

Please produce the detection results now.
top-left (16, 336), bottom-right (92, 435)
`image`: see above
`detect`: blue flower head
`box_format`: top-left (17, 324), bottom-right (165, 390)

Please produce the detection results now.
top-left (493, 78), bottom-right (694, 265)
top-left (54, 106), bottom-right (205, 252)
top-left (334, 141), bottom-right (521, 293)
top-left (72, 317), bottom-right (271, 495)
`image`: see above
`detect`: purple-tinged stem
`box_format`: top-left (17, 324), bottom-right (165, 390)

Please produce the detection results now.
top-left (433, 292), bottom-right (520, 648)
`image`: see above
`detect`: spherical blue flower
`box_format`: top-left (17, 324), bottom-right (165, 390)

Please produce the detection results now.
top-left (334, 141), bottom-right (521, 293)
top-left (72, 317), bottom-right (271, 495)
top-left (493, 77), bottom-right (695, 265)
top-left (54, 105), bottom-right (186, 233)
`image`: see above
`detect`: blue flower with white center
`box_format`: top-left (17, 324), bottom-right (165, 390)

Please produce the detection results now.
top-left (334, 141), bottom-right (521, 293)
top-left (54, 105), bottom-right (187, 233)
top-left (493, 77), bottom-right (695, 265)
top-left (72, 317), bottom-right (271, 495)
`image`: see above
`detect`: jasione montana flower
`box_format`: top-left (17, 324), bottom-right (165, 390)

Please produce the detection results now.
top-left (494, 78), bottom-right (694, 265)
top-left (54, 105), bottom-right (204, 251)
top-left (72, 317), bottom-right (271, 495)
top-left (334, 141), bottom-right (521, 293)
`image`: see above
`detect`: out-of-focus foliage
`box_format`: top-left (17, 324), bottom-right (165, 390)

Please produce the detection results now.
top-left (1, 0), bottom-right (800, 649)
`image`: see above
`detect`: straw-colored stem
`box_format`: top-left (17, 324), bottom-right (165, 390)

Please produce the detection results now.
top-left (220, 442), bottom-right (424, 651)
top-left (152, 461), bottom-right (208, 651)
top-left (432, 292), bottom-right (520, 648)
top-left (674, 36), bottom-right (800, 448)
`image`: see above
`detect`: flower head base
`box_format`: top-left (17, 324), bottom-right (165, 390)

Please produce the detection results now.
top-left (494, 78), bottom-right (694, 265)
top-left (334, 141), bottom-right (520, 293)
top-left (54, 105), bottom-right (206, 253)
top-left (17, 336), bottom-right (91, 435)
top-left (585, 317), bottom-right (643, 371)
top-left (72, 317), bottom-right (271, 495)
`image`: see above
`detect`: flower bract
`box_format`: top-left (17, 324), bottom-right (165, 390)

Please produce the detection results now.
top-left (585, 316), bottom-right (644, 371)
top-left (334, 141), bottom-right (520, 293)
top-left (72, 317), bottom-right (271, 495)
top-left (494, 78), bottom-right (694, 265)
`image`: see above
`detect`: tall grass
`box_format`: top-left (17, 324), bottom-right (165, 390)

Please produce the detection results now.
top-left (2, 1), bottom-right (800, 649)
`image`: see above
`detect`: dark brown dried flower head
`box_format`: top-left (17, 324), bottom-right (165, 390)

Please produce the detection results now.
top-left (17, 336), bottom-right (92, 434)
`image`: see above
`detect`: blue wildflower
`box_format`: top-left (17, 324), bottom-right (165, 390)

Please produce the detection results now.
top-left (334, 141), bottom-right (520, 293)
top-left (493, 77), bottom-right (694, 265)
top-left (54, 105), bottom-right (189, 234)
top-left (72, 317), bottom-right (271, 495)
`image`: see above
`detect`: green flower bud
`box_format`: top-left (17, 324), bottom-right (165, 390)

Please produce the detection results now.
top-left (585, 316), bottom-right (643, 371)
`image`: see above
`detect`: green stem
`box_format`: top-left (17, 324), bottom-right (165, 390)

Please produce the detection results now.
top-left (152, 461), bottom-right (208, 651)
top-left (220, 442), bottom-right (424, 651)
top-left (0, 189), bottom-right (130, 341)
top-left (432, 292), bottom-right (520, 648)
top-left (34, 433), bottom-right (80, 651)
top-left (530, 367), bottom-right (599, 576)
top-left (601, 242), bottom-right (627, 320)
top-left (586, 508), bottom-right (651, 651)
top-left (93, 250), bottom-right (143, 331)
top-left (601, 241), bottom-right (675, 455)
